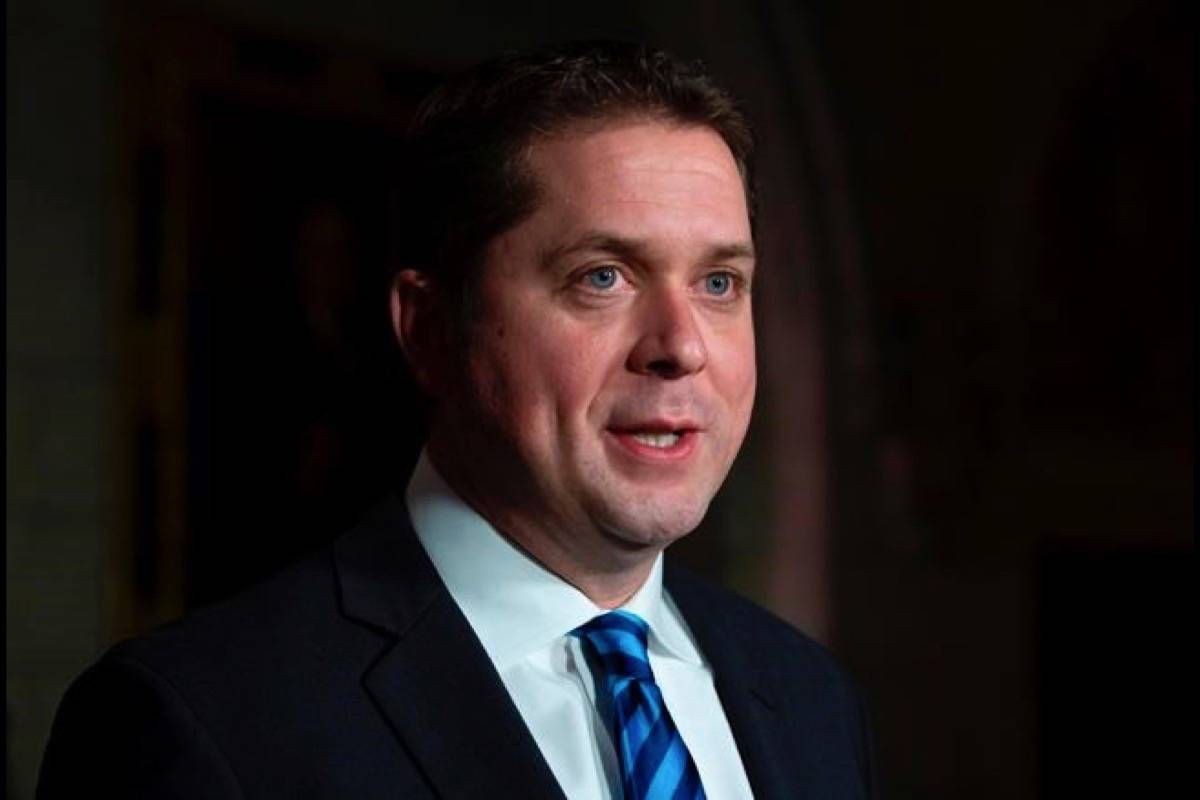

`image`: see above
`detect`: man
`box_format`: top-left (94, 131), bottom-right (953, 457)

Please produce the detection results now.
top-left (38, 42), bottom-right (875, 799)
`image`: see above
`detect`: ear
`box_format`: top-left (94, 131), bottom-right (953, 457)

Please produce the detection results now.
top-left (390, 269), bottom-right (451, 396)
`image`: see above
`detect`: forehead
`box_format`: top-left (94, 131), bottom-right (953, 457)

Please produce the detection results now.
top-left (515, 121), bottom-right (752, 253)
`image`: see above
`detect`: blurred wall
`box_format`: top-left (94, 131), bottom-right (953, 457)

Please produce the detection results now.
top-left (812, 2), bottom-right (1192, 795)
top-left (7, 1), bottom-right (111, 796)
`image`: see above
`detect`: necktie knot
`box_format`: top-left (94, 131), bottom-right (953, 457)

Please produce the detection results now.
top-left (572, 610), bottom-right (654, 683)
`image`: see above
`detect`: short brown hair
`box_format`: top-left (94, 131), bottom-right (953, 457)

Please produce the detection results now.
top-left (392, 40), bottom-right (756, 292)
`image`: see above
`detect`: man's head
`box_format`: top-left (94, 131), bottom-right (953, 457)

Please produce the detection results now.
top-left (390, 42), bottom-right (757, 598)
top-left (394, 40), bottom-right (756, 298)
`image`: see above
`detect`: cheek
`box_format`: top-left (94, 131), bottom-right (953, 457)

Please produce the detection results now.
top-left (712, 323), bottom-right (757, 413)
top-left (539, 328), bottom-right (619, 426)
top-left (470, 315), bottom-right (615, 431)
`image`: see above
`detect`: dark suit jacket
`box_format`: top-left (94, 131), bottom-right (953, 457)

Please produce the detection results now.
top-left (37, 497), bottom-right (876, 799)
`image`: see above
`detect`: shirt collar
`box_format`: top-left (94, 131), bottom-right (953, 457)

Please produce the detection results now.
top-left (404, 450), bottom-right (701, 670)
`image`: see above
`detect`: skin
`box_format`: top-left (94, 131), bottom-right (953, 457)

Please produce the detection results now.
top-left (392, 120), bottom-right (756, 607)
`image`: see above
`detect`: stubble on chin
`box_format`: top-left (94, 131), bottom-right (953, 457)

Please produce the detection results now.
top-left (579, 461), bottom-right (717, 552)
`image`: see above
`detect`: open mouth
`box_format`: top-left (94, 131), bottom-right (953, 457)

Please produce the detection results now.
top-left (607, 425), bottom-right (699, 461)
top-left (628, 431), bottom-right (682, 449)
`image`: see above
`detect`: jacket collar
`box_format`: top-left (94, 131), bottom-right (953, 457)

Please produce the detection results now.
top-left (333, 496), bottom-right (566, 800)
top-left (664, 562), bottom-right (795, 800)
top-left (333, 496), bottom-right (795, 800)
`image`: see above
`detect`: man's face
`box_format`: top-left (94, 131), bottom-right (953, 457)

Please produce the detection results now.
top-left (436, 120), bottom-right (756, 562)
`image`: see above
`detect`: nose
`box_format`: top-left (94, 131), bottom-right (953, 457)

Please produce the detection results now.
top-left (627, 288), bottom-right (708, 379)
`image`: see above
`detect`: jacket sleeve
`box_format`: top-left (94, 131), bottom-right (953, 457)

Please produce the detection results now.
top-left (36, 653), bottom-right (244, 800)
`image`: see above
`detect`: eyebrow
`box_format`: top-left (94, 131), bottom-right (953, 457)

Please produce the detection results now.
top-left (541, 231), bottom-right (756, 269)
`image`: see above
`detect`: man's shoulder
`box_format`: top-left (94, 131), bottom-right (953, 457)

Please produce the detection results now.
top-left (67, 547), bottom-right (393, 758)
top-left (38, 501), bottom-right (446, 798)
top-left (664, 563), bottom-right (877, 797)
top-left (664, 561), bottom-right (820, 647)
top-left (664, 561), bottom-right (859, 692)
top-left (109, 547), bottom-right (346, 674)
top-left (106, 495), bottom-right (421, 680)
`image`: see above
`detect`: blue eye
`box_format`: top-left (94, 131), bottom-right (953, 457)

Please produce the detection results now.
top-left (586, 267), bottom-right (619, 290)
top-left (705, 272), bottom-right (733, 295)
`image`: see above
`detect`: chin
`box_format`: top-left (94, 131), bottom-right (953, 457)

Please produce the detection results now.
top-left (592, 491), bottom-right (713, 550)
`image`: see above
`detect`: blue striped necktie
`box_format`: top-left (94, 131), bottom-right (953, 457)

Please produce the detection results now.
top-left (573, 610), bottom-right (706, 800)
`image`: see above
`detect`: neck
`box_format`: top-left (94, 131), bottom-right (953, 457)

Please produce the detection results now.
top-left (551, 555), bottom-right (656, 610)
top-left (425, 439), bottom-right (660, 609)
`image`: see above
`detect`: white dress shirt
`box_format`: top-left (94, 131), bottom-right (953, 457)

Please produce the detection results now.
top-left (406, 451), bottom-right (755, 799)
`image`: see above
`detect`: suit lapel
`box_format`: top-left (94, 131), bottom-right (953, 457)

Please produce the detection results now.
top-left (334, 499), bottom-right (566, 800)
top-left (665, 564), bottom-right (795, 800)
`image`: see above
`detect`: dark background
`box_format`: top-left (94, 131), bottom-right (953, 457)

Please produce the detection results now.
top-left (7, 1), bottom-right (1192, 798)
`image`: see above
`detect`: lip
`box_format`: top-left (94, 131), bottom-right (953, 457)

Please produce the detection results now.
top-left (605, 425), bottom-right (700, 463)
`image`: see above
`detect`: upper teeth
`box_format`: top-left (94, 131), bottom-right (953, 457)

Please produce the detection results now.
top-left (632, 432), bottom-right (681, 448)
